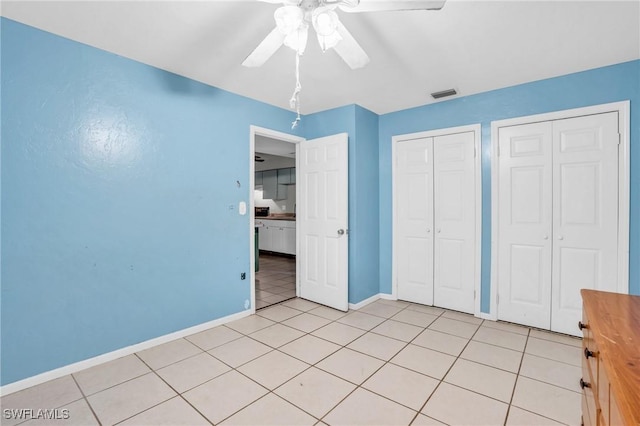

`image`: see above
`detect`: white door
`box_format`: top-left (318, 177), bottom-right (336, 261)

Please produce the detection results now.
top-left (396, 137), bottom-right (434, 305)
top-left (551, 112), bottom-right (619, 335)
top-left (497, 112), bottom-right (620, 334)
top-left (497, 122), bottom-right (553, 329)
top-left (298, 133), bottom-right (349, 311)
top-left (433, 132), bottom-right (476, 313)
top-left (395, 131), bottom-right (477, 313)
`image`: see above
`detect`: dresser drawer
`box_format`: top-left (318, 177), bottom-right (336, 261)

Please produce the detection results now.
top-left (598, 359), bottom-right (610, 425)
top-left (582, 385), bottom-right (599, 426)
top-left (609, 393), bottom-right (624, 426)
top-left (582, 393), bottom-right (593, 426)
top-left (581, 311), bottom-right (599, 378)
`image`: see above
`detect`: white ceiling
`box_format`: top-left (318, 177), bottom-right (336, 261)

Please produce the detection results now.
top-left (2, 1), bottom-right (639, 115)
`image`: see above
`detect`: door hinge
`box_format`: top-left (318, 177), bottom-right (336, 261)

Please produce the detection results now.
top-left (497, 294), bottom-right (499, 305)
top-left (497, 144), bottom-right (500, 157)
top-left (474, 290), bottom-right (476, 300)
top-left (618, 133), bottom-right (621, 145)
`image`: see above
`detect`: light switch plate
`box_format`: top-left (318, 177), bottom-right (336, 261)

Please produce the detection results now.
top-left (239, 201), bottom-right (247, 215)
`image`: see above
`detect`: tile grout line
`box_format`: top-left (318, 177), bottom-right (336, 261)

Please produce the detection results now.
top-left (69, 374), bottom-right (103, 426)
top-left (198, 304), bottom-right (580, 425)
top-left (409, 314), bottom-right (486, 425)
top-left (117, 352), bottom-right (216, 426)
top-left (251, 300), bottom-right (423, 423)
top-left (502, 327), bottom-right (530, 425)
top-left (315, 302), bottom-right (449, 424)
top-left (4, 298), bottom-right (583, 426)
top-left (221, 301), bottom-right (539, 424)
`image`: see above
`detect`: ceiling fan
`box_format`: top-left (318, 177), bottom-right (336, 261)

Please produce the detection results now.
top-left (242, 0), bottom-right (447, 70)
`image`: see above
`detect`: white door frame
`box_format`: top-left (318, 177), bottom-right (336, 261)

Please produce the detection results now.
top-left (249, 125), bottom-right (305, 313)
top-left (489, 101), bottom-right (631, 321)
top-left (392, 124), bottom-right (482, 316)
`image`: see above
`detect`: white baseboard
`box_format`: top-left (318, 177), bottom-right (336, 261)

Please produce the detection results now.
top-left (0, 309), bottom-right (252, 396)
top-left (348, 293), bottom-right (380, 310)
top-left (475, 312), bottom-right (493, 320)
top-left (378, 293), bottom-right (396, 301)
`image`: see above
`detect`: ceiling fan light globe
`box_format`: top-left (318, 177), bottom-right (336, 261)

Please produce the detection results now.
top-left (274, 6), bottom-right (304, 35)
top-left (312, 7), bottom-right (339, 36)
top-left (284, 22), bottom-right (309, 54)
top-left (317, 31), bottom-right (342, 52)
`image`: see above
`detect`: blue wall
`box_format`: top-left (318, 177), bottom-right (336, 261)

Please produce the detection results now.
top-left (2, 16), bottom-right (638, 386)
top-left (301, 105), bottom-right (381, 304)
top-left (378, 60), bottom-right (640, 311)
top-left (0, 18), bottom-right (302, 385)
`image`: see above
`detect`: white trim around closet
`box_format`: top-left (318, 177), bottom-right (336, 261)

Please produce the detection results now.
top-left (489, 101), bottom-right (631, 321)
top-left (391, 124), bottom-right (482, 317)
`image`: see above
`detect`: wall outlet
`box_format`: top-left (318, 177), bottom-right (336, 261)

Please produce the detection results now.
top-left (281, 205), bottom-right (286, 211)
top-left (240, 272), bottom-right (246, 280)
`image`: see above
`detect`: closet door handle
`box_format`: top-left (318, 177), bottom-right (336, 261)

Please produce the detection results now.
top-left (543, 235), bottom-right (549, 240)
top-left (558, 236), bottom-right (564, 240)
top-left (580, 378), bottom-right (591, 389)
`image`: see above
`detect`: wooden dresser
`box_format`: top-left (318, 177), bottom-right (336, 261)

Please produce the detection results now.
top-left (580, 290), bottom-right (640, 426)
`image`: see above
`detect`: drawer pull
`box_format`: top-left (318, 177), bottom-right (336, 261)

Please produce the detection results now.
top-left (584, 347), bottom-right (594, 359)
top-left (578, 321), bottom-right (588, 330)
top-left (580, 378), bottom-right (591, 389)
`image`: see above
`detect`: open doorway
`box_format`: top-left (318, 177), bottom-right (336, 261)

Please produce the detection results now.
top-left (250, 127), bottom-right (303, 311)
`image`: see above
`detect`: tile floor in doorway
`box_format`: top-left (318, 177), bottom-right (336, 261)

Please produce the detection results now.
top-left (255, 254), bottom-right (296, 309)
top-left (1, 298), bottom-right (583, 426)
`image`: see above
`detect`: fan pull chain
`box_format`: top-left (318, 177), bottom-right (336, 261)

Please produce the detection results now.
top-left (290, 51), bottom-right (302, 129)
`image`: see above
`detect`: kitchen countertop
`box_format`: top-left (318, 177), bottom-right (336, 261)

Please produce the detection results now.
top-left (257, 215), bottom-right (296, 221)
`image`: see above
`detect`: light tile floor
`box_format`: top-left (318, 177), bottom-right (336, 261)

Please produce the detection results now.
top-left (1, 298), bottom-right (583, 425)
top-left (255, 254), bottom-right (296, 309)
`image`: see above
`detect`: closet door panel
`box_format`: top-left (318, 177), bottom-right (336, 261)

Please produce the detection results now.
top-left (551, 112), bottom-right (619, 335)
top-left (433, 132), bottom-right (476, 314)
top-left (396, 138), bottom-right (434, 305)
top-left (497, 122), bottom-right (553, 329)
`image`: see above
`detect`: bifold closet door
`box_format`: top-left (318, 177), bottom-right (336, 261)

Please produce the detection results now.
top-left (433, 132), bottom-right (476, 313)
top-left (497, 122), bottom-right (553, 329)
top-left (497, 112), bottom-right (620, 334)
top-left (396, 132), bottom-right (476, 313)
top-left (550, 112), bottom-right (619, 335)
top-left (396, 137), bottom-right (434, 305)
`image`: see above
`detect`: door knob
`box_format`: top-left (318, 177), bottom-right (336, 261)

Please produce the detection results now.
top-left (558, 236), bottom-right (564, 240)
top-left (427, 229), bottom-right (431, 233)
top-left (543, 235), bottom-right (549, 240)
top-left (437, 229), bottom-right (441, 233)
top-left (337, 229), bottom-right (345, 235)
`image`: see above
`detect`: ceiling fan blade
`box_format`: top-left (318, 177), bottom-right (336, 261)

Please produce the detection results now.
top-left (242, 27), bottom-right (286, 67)
top-left (339, 0), bottom-right (447, 13)
top-left (333, 20), bottom-right (370, 69)
top-left (209, 0), bottom-right (297, 2)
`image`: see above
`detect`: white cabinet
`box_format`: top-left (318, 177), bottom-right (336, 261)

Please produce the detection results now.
top-left (283, 227), bottom-right (296, 255)
top-left (260, 168), bottom-right (295, 200)
top-left (257, 221), bottom-right (271, 251)
top-left (258, 220), bottom-right (296, 255)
